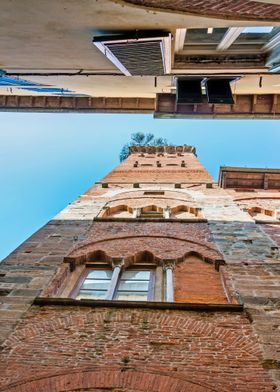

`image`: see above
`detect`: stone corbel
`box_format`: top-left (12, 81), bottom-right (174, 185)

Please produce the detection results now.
top-left (111, 257), bottom-right (125, 269)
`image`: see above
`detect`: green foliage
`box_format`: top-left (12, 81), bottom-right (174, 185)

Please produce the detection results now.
top-left (119, 132), bottom-right (169, 161)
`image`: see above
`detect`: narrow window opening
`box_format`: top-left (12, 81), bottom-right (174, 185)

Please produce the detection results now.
top-left (144, 191), bottom-right (165, 195)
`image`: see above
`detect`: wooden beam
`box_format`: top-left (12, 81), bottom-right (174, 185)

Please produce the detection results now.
top-left (1, 94), bottom-right (280, 118)
top-left (0, 96), bottom-right (155, 113)
top-left (217, 28), bottom-right (244, 51)
top-left (155, 93), bottom-right (280, 118)
top-left (175, 29), bottom-right (187, 53)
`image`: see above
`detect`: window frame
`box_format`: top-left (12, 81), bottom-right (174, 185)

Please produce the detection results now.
top-left (70, 265), bottom-right (112, 299)
top-left (71, 264), bottom-right (156, 302)
top-left (113, 266), bottom-right (155, 301)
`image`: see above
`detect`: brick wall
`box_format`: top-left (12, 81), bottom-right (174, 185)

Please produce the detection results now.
top-left (68, 221), bottom-right (221, 264)
top-left (102, 152), bottom-right (213, 184)
top-left (121, 0), bottom-right (280, 21)
top-left (0, 306), bottom-right (274, 392)
top-left (0, 220), bottom-right (92, 344)
top-left (174, 255), bottom-right (228, 303)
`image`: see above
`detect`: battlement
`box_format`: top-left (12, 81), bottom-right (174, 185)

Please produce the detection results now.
top-left (129, 145), bottom-right (196, 156)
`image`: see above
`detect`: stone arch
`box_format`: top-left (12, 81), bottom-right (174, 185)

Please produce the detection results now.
top-left (134, 250), bottom-right (156, 263)
top-left (89, 249), bottom-right (110, 262)
top-left (101, 198), bottom-right (197, 217)
top-left (66, 235), bottom-right (221, 269)
top-left (248, 206), bottom-right (273, 217)
top-left (171, 205), bottom-right (202, 219)
top-left (247, 206), bottom-right (276, 221)
top-left (102, 189), bottom-right (194, 204)
top-left (139, 204), bottom-right (163, 218)
top-left (0, 368), bottom-right (224, 392)
top-left (102, 204), bottom-right (133, 218)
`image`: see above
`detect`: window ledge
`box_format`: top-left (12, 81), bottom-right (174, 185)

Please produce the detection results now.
top-left (33, 297), bottom-right (243, 312)
top-left (94, 217), bottom-right (208, 223)
top-left (255, 220), bottom-right (280, 224)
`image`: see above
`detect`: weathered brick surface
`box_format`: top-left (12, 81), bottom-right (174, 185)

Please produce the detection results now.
top-left (102, 152), bottom-right (213, 184)
top-left (68, 221), bottom-right (221, 264)
top-left (0, 306), bottom-right (274, 392)
top-left (174, 255), bottom-right (228, 303)
top-left (121, 0), bottom-right (280, 21)
top-left (1, 146), bottom-right (280, 391)
top-left (0, 220), bottom-right (92, 344)
top-left (262, 224), bottom-right (280, 246)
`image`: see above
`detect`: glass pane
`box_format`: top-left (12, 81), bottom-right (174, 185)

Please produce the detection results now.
top-left (115, 291), bottom-right (148, 301)
top-left (232, 27), bottom-right (280, 49)
top-left (185, 28), bottom-right (228, 45)
top-left (121, 271), bottom-right (150, 280)
top-left (118, 280), bottom-right (149, 291)
top-left (76, 290), bottom-right (106, 300)
top-left (81, 279), bottom-right (111, 290)
top-left (87, 270), bottom-right (112, 279)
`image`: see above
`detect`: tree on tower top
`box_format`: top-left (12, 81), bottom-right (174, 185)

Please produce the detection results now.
top-left (119, 132), bottom-right (168, 161)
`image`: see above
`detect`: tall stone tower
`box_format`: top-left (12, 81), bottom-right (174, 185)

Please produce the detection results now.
top-left (0, 145), bottom-right (279, 391)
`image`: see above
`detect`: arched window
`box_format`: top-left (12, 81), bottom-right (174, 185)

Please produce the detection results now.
top-left (71, 263), bottom-right (155, 301)
top-left (247, 206), bottom-right (274, 221)
top-left (171, 205), bottom-right (201, 219)
top-left (103, 205), bottom-right (133, 218)
top-left (66, 252), bottom-right (227, 304)
top-left (139, 205), bottom-right (163, 218)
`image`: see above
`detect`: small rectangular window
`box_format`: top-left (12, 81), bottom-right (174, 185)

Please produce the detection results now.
top-left (144, 191), bottom-right (165, 195)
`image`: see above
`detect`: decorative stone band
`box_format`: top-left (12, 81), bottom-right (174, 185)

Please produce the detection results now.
top-left (128, 145), bottom-right (196, 156)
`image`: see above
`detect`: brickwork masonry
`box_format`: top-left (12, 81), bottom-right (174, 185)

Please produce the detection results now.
top-left (1, 148), bottom-right (280, 390)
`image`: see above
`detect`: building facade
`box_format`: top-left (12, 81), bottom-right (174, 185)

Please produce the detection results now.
top-left (1, 1), bottom-right (280, 117)
top-left (0, 145), bottom-right (280, 391)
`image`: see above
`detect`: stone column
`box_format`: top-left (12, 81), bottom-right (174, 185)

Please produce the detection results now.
top-left (105, 257), bottom-right (124, 300)
top-left (163, 207), bottom-right (171, 219)
top-left (162, 259), bottom-right (176, 302)
top-left (132, 208), bottom-right (141, 218)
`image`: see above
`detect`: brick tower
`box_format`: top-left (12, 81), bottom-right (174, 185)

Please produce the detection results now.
top-left (0, 144), bottom-right (279, 391)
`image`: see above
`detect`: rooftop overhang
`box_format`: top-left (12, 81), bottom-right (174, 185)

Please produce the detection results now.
top-left (155, 93), bottom-right (280, 119)
top-left (219, 166), bottom-right (280, 190)
top-left (0, 0), bottom-right (279, 114)
top-left (1, 93), bottom-right (280, 119)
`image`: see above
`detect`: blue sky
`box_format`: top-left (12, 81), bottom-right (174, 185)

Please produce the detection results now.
top-left (0, 112), bottom-right (279, 260)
